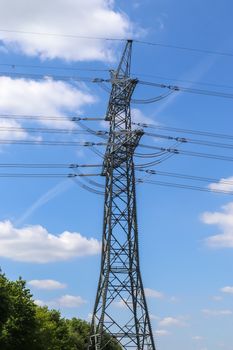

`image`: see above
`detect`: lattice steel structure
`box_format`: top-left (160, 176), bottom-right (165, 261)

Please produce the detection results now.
top-left (89, 40), bottom-right (156, 350)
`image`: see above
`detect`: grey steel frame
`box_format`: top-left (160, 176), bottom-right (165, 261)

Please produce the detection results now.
top-left (88, 41), bottom-right (156, 350)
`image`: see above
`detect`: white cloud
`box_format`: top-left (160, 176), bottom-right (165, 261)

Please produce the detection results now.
top-left (35, 299), bottom-right (46, 307)
top-left (212, 296), bottom-right (223, 301)
top-left (221, 286), bottom-right (233, 294)
top-left (57, 294), bottom-right (87, 307)
top-left (144, 288), bottom-right (164, 299)
top-left (0, 118), bottom-right (30, 141)
top-left (192, 336), bottom-right (204, 341)
top-left (169, 296), bottom-right (180, 303)
top-left (0, 0), bottom-right (133, 62)
top-left (0, 220), bottom-right (101, 263)
top-left (158, 317), bottom-right (186, 328)
top-left (149, 314), bottom-right (160, 320)
top-left (202, 309), bottom-right (232, 316)
top-left (208, 176), bottom-right (233, 193)
top-left (201, 202), bottom-right (233, 248)
top-left (131, 108), bottom-right (156, 126)
top-left (114, 299), bottom-right (133, 309)
top-left (35, 294), bottom-right (86, 308)
top-left (28, 279), bottom-right (66, 290)
top-left (0, 76), bottom-right (95, 129)
top-left (155, 329), bottom-right (170, 337)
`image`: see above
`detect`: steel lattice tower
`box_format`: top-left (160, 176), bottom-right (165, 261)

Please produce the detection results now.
top-left (89, 40), bottom-right (156, 350)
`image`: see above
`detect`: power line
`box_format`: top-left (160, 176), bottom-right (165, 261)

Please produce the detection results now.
top-left (139, 144), bottom-right (233, 162)
top-left (134, 39), bottom-right (233, 58)
top-left (0, 114), bottom-right (105, 122)
top-left (0, 163), bottom-right (102, 168)
top-left (139, 178), bottom-right (233, 195)
top-left (133, 73), bottom-right (233, 91)
top-left (0, 29), bottom-right (232, 58)
top-left (144, 131), bottom-right (233, 150)
top-left (137, 169), bottom-right (233, 185)
top-left (139, 80), bottom-right (233, 100)
top-left (0, 28), bottom-right (125, 41)
top-left (0, 173), bottom-right (101, 178)
top-left (0, 126), bottom-right (107, 136)
top-left (0, 140), bottom-right (107, 146)
top-left (0, 63), bottom-right (109, 73)
top-left (133, 122), bottom-right (233, 141)
top-left (0, 71), bottom-right (98, 82)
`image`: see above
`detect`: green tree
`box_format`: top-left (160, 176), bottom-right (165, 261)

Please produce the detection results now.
top-left (0, 273), bottom-right (11, 332)
top-left (0, 272), bottom-right (121, 350)
top-left (0, 274), bottom-right (37, 350)
top-left (35, 307), bottom-right (72, 350)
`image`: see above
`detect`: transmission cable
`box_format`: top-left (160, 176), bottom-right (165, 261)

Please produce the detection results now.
top-left (144, 131), bottom-right (233, 150)
top-left (137, 169), bottom-right (233, 186)
top-left (0, 114), bottom-right (105, 122)
top-left (0, 29), bottom-right (232, 58)
top-left (138, 178), bottom-right (233, 196)
top-left (0, 71), bottom-right (103, 83)
top-left (0, 62), bottom-right (109, 73)
top-left (138, 80), bottom-right (233, 100)
top-left (139, 144), bottom-right (233, 162)
top-left (134, 39), bottom-right (233, 58)
top-left (133, 122), bottom-right (233, 141)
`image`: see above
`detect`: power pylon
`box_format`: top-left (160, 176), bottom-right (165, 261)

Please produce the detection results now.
top-left (89, 40), bottom-right (156, 350)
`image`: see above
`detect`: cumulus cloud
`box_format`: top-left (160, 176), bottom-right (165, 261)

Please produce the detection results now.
top-left (0, 118), bottom-right (31, 142)
top-left (202, 309), bottom-right (232, 316)
top-left (201, 202), bottom-right (233, 248)
top-left (131, 108), bottom-right (155, 126)
top-left (158, 316), bottom-right (187, 328)
top-left (0, 0), bottom-right (133, 62)
top-left (192, 336), bottom-right (204, 341)
top-left (212, 296), bottom-right (223, 301)
top-left (144, 288), bottom-right (164, 299)
top-left (208, 176), bottom-right (233, 193)
top-left (155, 329), bottom-right (170, 337)
top-left (28, 279), bottom-right (66, 290)
top-left (35, 294), bottom-right (86, 308)
top-left (221, 286), bottom-right (233, 294)
top-left (0, 220), bottom-right (101, 263)
top-left (0, 76), bottom-right (95, 129)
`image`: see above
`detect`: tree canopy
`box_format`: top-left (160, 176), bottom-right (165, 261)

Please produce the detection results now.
top-left (0, 271), bottom-right (120, 350)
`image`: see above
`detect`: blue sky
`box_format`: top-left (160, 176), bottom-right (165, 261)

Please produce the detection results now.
top-left (0, 1), bottom-right (233, 349)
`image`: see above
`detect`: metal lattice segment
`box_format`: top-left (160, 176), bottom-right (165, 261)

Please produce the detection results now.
top-left (89, 41), bottom-right (156, 350)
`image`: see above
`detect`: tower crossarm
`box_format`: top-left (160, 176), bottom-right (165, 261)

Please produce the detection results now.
top-left (102, 129), bottom-right (144, 175)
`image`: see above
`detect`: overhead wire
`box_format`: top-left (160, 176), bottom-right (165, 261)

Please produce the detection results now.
top-left (0, 62), bottom-right (109, 73)
top-left (137, 168), bottom-right (233, 186)
top-left (138, 80), bottom-right (233, 100)
top-left (0, 140), bottom-right (107, 147)
top-left (134, 39), bottom-right (233, 58)
top-left (133, 72), bottom-right (233, 91)
top-left (0, 29), bottom-right (232, 58)
top-left (138, 178), bottom-right (233, 195)
top-left (0, 71), bottom-right (100, 82)
top-left (0, 114), bottom-right (105, 122)
top-left (144, 131), bottom-right (233, 150)
top-left (139, 144), bottom-right (233, 162)
top-left (0, 163), bottom-right (102, 168)
top-left (0, 28), bottom-right (125, 41)
top-left (133, 122), bottom-right (233, 141)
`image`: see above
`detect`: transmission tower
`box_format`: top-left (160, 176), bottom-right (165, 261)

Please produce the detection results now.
top-left (89, 40), bottom-right (156, 350)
